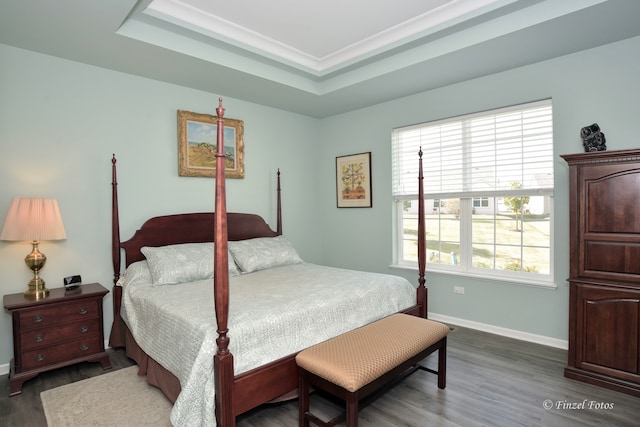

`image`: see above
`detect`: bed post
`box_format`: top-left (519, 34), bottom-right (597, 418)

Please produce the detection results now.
top-left (112, 154), bottom-right (121, 285)
top-left (276, 168), bottom-right (282, 236)
top-left (109, 154), bottom-right (126, 347)
top-left (213, 99), bottom-right (236, 427)
top-left (417, 147), bottom-right (428, 318)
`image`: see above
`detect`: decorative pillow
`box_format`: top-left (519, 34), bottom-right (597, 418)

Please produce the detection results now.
top-left (228, 236), bottom-right (303, 273)
top-left (141, 243), bottom-right (240, 285)
top-left (121, 260), bottom-right (153, 289)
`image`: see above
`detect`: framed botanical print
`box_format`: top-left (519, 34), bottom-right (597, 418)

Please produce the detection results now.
top-left (177, 110), bottom-right (245, 178)
top-left (336, 152), bottom-right (372, 208)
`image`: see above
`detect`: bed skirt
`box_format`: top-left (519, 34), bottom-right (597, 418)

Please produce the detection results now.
top-left (109, 316), bottom-right (181, 403)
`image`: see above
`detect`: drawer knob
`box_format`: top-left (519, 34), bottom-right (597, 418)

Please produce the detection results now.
top-left (35, 354), bottom-right (45, 362)
top-left (79, 325), bottom-right (89, 333)
top-left (78, 307), bottom-right (88, 315)
top-left (33, 315), bottom-right (44, 323)
top-left (34, 335), bottom-right (44, 342)
top-left (80, 344), bottom-right (90, 351)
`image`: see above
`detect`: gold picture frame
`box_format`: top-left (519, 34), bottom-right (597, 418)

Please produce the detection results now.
top-left (177, 110), bottom-right (245, 178)
top-left (336, 152), bottom-right (372, 208)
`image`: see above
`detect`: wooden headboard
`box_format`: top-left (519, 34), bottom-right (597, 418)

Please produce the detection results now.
top-left (119, 212), bottom-right (278, 268)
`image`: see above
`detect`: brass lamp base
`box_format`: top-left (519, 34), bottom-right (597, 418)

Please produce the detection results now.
top-left (25, 277), bottom-right (49, 299)
top-left (24, 241), bottom-right (49, 300)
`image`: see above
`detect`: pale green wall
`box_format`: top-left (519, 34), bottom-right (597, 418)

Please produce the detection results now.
top-left (318, 35), bottom-right (640, 342)
top-left (2, 34), bottom-right (640, 368)
top-left (0, 44), bottom-right (323, 367)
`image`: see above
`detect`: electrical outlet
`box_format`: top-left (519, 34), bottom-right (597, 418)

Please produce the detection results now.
top-left (453, 286), bottom-right (465, 295)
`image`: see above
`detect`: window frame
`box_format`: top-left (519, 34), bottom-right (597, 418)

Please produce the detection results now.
top-left (392, 100), bottom-right (554, 287)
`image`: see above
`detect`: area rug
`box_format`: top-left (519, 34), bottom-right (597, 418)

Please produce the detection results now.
top-left (40, 366), bottom-right (172, 427)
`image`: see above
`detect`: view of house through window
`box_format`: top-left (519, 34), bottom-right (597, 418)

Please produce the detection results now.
top-left (392, 100), bottom-right (553, 284)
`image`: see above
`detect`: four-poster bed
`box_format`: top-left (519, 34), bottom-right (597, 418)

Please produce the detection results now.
top-left (109, 99), bottom-right (428, 426)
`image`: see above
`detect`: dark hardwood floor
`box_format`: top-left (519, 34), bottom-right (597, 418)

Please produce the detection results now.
top-left (1, 326), bottom-right (638, 426)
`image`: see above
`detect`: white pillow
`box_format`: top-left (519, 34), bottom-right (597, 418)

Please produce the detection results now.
top-left (141, 243), bottom-right (240, 285)
top-left (121, 260), bottom-right (153, 289)
top-left (228, 236), bottom-right (303, 273)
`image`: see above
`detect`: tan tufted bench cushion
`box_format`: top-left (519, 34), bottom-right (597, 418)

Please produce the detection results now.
top-left (296, 313), bottom-right (450, 392)
top-left (296, 313), bottom-right (449, 426)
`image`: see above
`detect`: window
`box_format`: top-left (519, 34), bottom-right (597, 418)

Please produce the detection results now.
top-left (473, 197), bottom-right (489, 208)
top-left (392, 100), bottom-right (553, 285)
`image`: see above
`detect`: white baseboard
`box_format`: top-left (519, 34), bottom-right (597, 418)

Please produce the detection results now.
top-left (429, 312), bottom-right (568, 350)
top-left (1, 321), bottom-right (567, 377)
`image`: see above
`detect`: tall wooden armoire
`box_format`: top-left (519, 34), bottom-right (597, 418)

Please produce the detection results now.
top-left (561, 149), bottom-right (640, 397)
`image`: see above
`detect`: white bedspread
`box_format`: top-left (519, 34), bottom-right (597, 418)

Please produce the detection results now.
top-left (121, 262), bottom-right (416, 426)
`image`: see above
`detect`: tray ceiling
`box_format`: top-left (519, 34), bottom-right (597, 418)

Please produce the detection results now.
top-left (1, 0), bottom-right (639, 117)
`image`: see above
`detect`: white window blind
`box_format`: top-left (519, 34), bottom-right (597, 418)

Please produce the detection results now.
top-left (392, 100), bottom-right (553, 200)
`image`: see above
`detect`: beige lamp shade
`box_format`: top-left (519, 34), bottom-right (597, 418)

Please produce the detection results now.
top-left (0, 197), bottom-right (67, 241)
top-left (1, 197), bottom-right (67, 299)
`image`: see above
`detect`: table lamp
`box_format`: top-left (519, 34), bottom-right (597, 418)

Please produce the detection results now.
top-left (0, 197), bottom-right (67, 299)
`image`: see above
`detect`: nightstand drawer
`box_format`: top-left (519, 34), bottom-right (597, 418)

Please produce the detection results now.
top-left (18, 299), bottom-right (100, 329)
top-left (20, 336), bottom-right (102, 371)
top-left (20, 318), bottom-right (101, 351)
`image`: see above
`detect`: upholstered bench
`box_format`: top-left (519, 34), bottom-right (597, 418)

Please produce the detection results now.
top-left (296, 313), bottom-right (449, 427)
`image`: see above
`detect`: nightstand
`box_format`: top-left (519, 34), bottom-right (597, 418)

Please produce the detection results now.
top-left (3, 283), bottom-right (112, 396)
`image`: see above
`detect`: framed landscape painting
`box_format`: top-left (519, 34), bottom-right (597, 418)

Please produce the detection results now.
top-left (336, 152), bottom-right (372, 208)
top-left (177, 110), bottom-right (245, 178)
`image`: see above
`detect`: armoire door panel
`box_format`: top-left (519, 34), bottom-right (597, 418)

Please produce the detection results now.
top-left (584, 170), bottom-right (640, 234)
top-left (579, 296), bottom-right (639, 374)
top-left (584, 241), bottom-right (640, 276)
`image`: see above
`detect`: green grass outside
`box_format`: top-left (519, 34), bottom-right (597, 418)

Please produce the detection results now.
top-left (403, 213), bottom-right (550, 274)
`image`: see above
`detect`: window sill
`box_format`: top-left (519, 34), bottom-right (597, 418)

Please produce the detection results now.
top-left (389, 264), bottom-right (558, 289)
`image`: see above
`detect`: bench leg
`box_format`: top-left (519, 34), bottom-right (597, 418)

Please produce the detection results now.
top-left (438, 337), bottom-right (447, 389)
top-left (346, 393), bottom-right (359, 427)
top-left (299, 373), bottom-right (310, 427)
